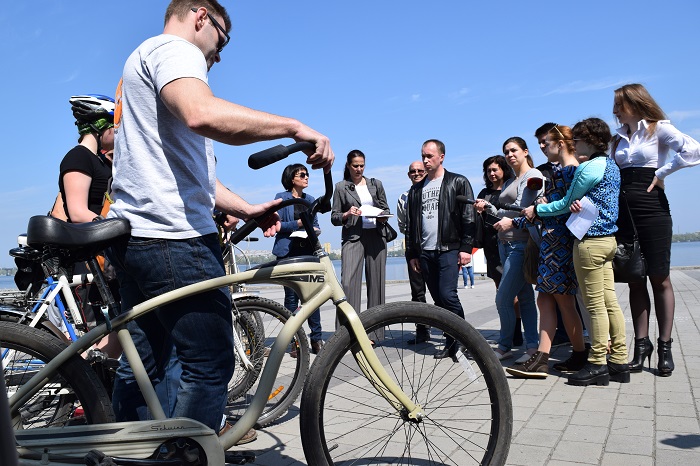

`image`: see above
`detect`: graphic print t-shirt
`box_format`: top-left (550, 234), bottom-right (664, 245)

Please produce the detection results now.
top-left (421, 176), bottom-right (443, 250)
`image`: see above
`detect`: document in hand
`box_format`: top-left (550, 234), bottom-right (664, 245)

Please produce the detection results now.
top-left (358, 205), bottom-right (393, 218)
top-left (565, 197), bottom-right (599, 240)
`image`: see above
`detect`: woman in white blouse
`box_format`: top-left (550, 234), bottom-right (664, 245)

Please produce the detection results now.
top-left (612, 83), bottom-right (700, 377)
top-left (331, 150), bottom-right (391, 342)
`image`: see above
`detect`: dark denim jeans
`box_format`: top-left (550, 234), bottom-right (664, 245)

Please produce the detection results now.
top-left (420, 249), bottom-right (465, 347)
top-left (108, 234), bottom-right (234, 431)
top-left (283, 287), bottom-right (322, 342)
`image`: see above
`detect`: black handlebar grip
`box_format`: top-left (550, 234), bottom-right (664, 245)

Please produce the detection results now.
top-left (248, 141), bottom-right (316, 169)
top-left (229, 219), bottom-right (259, 245)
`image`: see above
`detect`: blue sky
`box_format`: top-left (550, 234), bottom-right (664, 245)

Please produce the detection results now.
top-left (1, 1), bottom-right (700, 267)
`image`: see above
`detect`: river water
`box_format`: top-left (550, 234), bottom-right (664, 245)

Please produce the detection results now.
top-left (3, 242), bottom-right (700, 290)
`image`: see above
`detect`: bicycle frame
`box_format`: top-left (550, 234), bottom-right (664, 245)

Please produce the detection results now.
top-left (25, 275), bottom-right (84, 340)
top-left (9, 253), bottom-right (422, 449)
top-left (8, 143), bottom-right (423, 462)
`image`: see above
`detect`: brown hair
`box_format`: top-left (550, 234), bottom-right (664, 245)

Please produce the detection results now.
top-left (613, 83), bottom-right (666, 136)
top-left (502, 137), bottom-right (535, 168)
top-left (547, 124), bottom-right (575, 154)
top-left (572, 118), bottom-right (612, 154)
top-left (165, 0), bottom-right (231, 31)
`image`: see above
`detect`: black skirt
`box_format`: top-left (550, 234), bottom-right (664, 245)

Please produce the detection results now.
top-left (616, 167), bottom-right (672, 277)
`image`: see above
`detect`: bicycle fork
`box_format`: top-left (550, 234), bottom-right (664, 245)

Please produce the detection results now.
top-left (335, 300), bottom-right (425, 422)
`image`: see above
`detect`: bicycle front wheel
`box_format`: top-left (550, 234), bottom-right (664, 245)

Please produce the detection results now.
top-left (300, 301), bottom-right (512, 466)
top-left (1, 321), bottom-right (114, 430)
top-left (226, 297), bottom-right (309, 427)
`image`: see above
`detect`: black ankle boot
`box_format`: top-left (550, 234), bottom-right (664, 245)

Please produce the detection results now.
top-left (657, 338), bottom-right (674, 377)
top-left (607, 362), bottom-right (631, 383)
top-left (567, 362), bottom-right (609, 386)
top-left (629, 336), bottom-right (653, 373)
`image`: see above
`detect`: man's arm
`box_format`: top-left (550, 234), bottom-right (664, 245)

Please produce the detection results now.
top-left (396, 193), bottom-right (407, 234)
top-left (159, 78), bottom-right (334, 171)
top-left (215, 179), bottom-right (281, 237)
top-left (458, 176), bottom-right (475, 253)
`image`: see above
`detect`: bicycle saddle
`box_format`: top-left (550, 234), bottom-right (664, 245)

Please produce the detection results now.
top-left (26, 215), bottom-right (130, 254)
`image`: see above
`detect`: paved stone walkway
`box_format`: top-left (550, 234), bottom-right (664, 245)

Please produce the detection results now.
top-left (233, 269), bottom-right (700, 465)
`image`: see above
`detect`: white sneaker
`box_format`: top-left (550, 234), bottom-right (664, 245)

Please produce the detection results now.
top-left (470, 285), bottom-right (474, 289)
top-left (463, 285), bottom-right (469, 289)
top-left (515, 349), bottom-right (537, 364)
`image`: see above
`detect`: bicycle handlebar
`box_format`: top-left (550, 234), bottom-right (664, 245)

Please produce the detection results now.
top-left (248, 141), bottom-right (316, 169)
top-left (229, 142), bottom-right (333, 245)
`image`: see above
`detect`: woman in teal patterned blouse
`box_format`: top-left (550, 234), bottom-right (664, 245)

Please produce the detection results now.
top-left (524, 118), bottom-right (629, 387)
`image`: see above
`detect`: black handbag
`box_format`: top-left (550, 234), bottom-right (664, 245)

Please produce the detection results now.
top-left (613, 193), bottom-right (647, 283)
top-left (381, 222), bottom-right (398, 242)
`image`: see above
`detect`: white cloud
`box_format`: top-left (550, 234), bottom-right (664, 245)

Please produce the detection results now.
top-left (58, 70), bottom-right (80, 84)
top-left (411, 94), bottom-right (420, 102)
top-left (667, 110), bottom-right (700, 122)
top-left (542, 78), bottom-right (631, 96)
top-left (448, 87), bottom-right (470, 100)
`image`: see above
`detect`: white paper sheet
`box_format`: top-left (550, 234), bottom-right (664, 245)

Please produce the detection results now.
top-left (289, 230), bottom-right (308, 238)
top-left (565, 196), bottom-right (599, 240)
top-left (358, 205), bottom-right (393, 218)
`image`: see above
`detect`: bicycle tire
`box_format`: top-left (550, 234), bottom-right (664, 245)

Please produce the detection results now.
top-left (0, 304), bottom-right (69, 343)
top-left (299, 301), bottom-right (512, 466)
top-left (226, 306), bottom-right (265, 400)
top-left (1, 321), bottom-right (115, 430)
top-left (226, 297), bottom-right (309, 428)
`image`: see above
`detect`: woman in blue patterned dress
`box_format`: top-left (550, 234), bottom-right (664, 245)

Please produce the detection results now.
top-left (506, 125), bottom-right (586, 378)
top-left (525, 118), bottom-right (629, 387)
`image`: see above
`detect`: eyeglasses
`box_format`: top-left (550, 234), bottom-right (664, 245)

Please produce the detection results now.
top-left (295, 172), bottom-right (309, 179)
top-left (408, 169), bottom-right (425, 175)
top-left (191, 7), bottom-right (230, 53)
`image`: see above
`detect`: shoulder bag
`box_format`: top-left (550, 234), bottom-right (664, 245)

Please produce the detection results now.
top-left (612, 192), bottom-right (647, 283)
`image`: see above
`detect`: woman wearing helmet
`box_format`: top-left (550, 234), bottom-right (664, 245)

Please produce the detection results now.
top-left (57, 94), bottom-right (115, 223)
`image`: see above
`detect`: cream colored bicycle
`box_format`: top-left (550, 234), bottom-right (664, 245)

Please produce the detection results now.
top-left (2, 142), bottom-right (512, 465)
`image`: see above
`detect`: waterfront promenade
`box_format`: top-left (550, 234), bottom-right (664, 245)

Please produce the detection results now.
top-left (236, 268), bottom-right (700, 465)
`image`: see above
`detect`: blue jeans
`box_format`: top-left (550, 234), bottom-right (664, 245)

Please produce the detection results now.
top-left (108, 234), bottom-right (234, 431)
top-left (496, 241), bottom-right (539, 352)
top-left (283, 287), bottom-right (322, 342)
top-left (461, 265), bottom-right (474, 287)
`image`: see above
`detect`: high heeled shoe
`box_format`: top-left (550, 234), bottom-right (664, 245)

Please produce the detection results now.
top-left (657, 338), bottom-right (674, 377)
top-left (629, 336), bottom-right (653, 373)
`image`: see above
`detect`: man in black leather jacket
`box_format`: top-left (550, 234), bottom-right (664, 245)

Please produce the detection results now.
top-left (406, 139), bottom-right (476, 360)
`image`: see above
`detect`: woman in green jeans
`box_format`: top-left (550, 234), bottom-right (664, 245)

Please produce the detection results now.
top-left (523, 118), bottom-right (629, 386)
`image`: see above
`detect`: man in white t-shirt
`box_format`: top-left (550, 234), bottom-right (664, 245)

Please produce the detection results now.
top-left (107, 0), bottom-right (334, 437)
top-left (405, 139), bottom-right (475, 361)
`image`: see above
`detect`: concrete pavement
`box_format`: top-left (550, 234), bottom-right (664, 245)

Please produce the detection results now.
top-left (233, 269), bottom-right (700, 465)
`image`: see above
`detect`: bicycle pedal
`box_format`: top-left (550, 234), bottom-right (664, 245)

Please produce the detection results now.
top-left (224, 450), bottom-right (256, 464)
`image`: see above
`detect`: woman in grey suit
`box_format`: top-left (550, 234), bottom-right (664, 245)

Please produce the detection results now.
top-left (331, 150), bottom-right (391, 342)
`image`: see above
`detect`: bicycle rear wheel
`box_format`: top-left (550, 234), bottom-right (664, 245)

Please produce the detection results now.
top-left (300, 302), bottom-right (512, 466)
top-left (1, 321), bottom-right (114, 429)
top-left (226, 297), bottom-right (309, 427)
top-left (227, 307), bottom-right (264, 400)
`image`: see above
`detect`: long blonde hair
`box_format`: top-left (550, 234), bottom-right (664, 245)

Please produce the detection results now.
top-left (614, 84), bottom-right (667, 136)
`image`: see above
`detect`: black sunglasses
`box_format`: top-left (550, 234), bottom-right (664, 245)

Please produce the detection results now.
top-left (295, 172), bottom-right (309, 179)
top-left (191, 8), bottom-right (230, 53)
top-left (408, 169), bottom-right (425, 175)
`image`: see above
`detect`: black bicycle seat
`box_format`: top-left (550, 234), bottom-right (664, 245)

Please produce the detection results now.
top-left (26, 215), bottom-right (130, 255)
